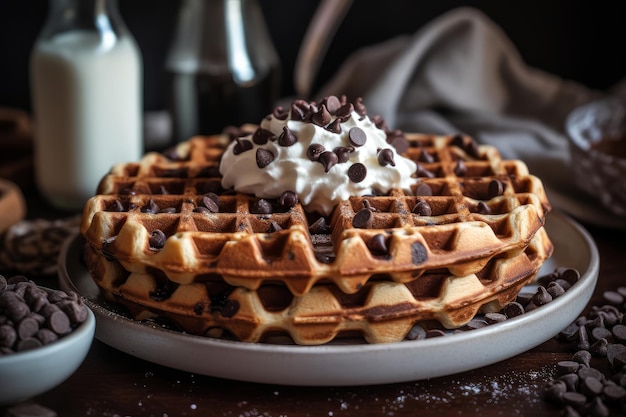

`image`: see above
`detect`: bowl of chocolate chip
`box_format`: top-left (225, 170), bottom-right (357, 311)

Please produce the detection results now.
top-left (566, 96), bottom-right (626, 217)
top-left (0, 275), bottom-right (95, 405)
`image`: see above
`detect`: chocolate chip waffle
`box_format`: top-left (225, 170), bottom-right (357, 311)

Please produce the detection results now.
top-left (80, 133), bottom-right (551, 296)
top-left (83, 225), bottom-right (552, 344)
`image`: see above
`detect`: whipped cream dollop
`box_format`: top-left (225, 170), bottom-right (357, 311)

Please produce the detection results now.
top-left (219, 96), bottom-right (417, 215)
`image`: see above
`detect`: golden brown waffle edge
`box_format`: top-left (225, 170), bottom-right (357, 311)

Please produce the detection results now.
top-left (80, 132), bottom-right (552, 296)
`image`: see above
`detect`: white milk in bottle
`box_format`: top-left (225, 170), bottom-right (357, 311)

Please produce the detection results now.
top-left (30, 0), bottom-right (143, 211)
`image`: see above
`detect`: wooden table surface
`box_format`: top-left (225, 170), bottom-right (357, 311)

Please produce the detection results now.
top-left (2, 187), bottom-right (625, 417)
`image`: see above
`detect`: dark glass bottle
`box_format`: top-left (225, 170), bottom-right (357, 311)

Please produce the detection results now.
top-left (166, 0), bottom-right (281, 143)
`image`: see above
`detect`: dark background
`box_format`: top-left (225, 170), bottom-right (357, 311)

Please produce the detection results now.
top-left (1, 0), bottom-right (625, 113)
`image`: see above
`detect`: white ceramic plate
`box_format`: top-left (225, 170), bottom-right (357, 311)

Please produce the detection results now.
top-left (58, 211), bottom-right (598, 386)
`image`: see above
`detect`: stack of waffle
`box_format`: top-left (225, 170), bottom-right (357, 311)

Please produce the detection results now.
top-left (80, 131), bottom-right (552, 345)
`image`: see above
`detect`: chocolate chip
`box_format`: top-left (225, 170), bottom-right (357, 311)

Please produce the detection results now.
top-left (354, 97), bottom-right (367, 116)
top-left (16, 337), bottom-right (42, 352)
top-left (406, 324), bottom-right (427, 340)
top-left (256, 148), bottom-right (275, 168)
top-left (250, 199), bottom-right (272, 214)
top-left (333, 146), bottom-right (354, 163)
top-left (572, 350), bottom-right (592, 367)
top-left (577, 326), bottom-right (591, 351)
top-left (607, 343), bottom-right (626, 367)
top-left (465, 138), bottom-right (481, 158)
top-left (554, 267), bottom-right (581, 286)
top-left (502, 301), bottom-right (525, 318)
top-left (603, 291), bottom-right (625, 306)
top-left (307, 144), bottom-right (325, 161)
top-left (387, 132), bottom-right (410, 154)
top-left (0, 324), bottom-right (16, 347)
top-left (309, 217), bottom-right (330, 234)
top-left (312, 104), bottom-right (331, 127)
top-left (415, 163), bottom-right (435, 178)
top-left (335, 103), bottom-right (354, 120)
top-left (37, 328), bottom-right (58, 345)
top-left (487, 179), bottom-right (505, 198)
top-left (464, 318), bottom-right (488, 330)
top-left (377, 148), bottom-right (396, 167)
top-left (411, 242), bottom-right (428, 265)
top-left (586, 397), bottom-right (609, 417)
top-left (348, 127), bottom-right (367, 147)
top-left (290, 100), bottom-right (311, 121)
top-left (233, 138), bottom-right (253, 155)
top-left (24, 286), bottom-right (49, 312)
top-left (17, 316), bottom-right (39, 340)
top-left (318, 151), bottom-right (339, 172)
top-left (544, 380), bottom-right (567, 404)
top-left (326, 118), bottom-right (342, 134)
top-left (547, 281), bottom-right (566, 298)
top-left (1, 295), bottom-right (29, 322)
top-left (348, 163), bottom-right (367, 183)
top-left (415, 183), bottom-right (433, 196)
top-left (561, 391), bottom-right (587, 407)
top-left (613, 324), bottom-right (626, 343)
top-left (484, 312), bottom-right (507, 324)
top-left (352, 208), bottom-right (374, 229)
top-left (109, 199), bottom-right (125, 212)
top-left (559, 373), bottom-right (580, 392)
top-left (278, 126), bottom-right (297, 147)
top-left (418, 150), bottom-right (434, 163)
top-left (323, 95), bottom-right (341, 114)
top-left (557, 360), bottom-right (580, 375)
top-left (367, 234), bottom-right (389, 256)
top-left (57, 299), bottom-right (88, 325)
top-left (426, 329), bottom-right (446, 338)
top-left (371, 114), bottom-right (387, 131)
top-left (279, 191), bottom-right (298, 210)
top-left (141, 199), bottom-right (159, 214)
top-left (450, 134), bottom-right (465, 149)
top-left (454, 160), bottom-right (467, 176)
top-left (149, 229), bottom-right (167, 250)
top-left (273, 106), bottom-right (289, 120)
top-left (412, 199), bottom-right (432, 216)
top-left (253, 127), bottom-right (274, 144)
top-left (202, 192), bottom-right (221, 208)
top-left (476, 201), bottom-right (491, 214)
top-left (47, 310), bottom-right (70, 335)
top-left (591, 326), bottom-right (613, 342)
top-left (267, 221), bottom-right (283, 233)
top-left (532, 286), bottom-right (552, 306)
top-left (451, 134), bottom-right (480, 158)
top-left (603, 384), bottom-right (626, 403)
top-left (578, 366), bottom-right (604, 381)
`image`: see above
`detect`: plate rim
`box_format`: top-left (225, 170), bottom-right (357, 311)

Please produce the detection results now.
top-left (58, 211), bottom-right (599, 386)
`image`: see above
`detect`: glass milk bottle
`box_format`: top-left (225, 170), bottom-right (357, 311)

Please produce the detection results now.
top-left (166, 0), bottom-right (281, 143)
top-left (30, 0), bottom-right (143, 211)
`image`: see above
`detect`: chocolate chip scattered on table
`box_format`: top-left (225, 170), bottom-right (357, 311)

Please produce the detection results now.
top-left (544, 286), bottom-right (626, 416)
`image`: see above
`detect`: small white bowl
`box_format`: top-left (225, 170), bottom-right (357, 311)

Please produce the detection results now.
top-left (0, 296), bottom-right (95, 405)
top-left (566, 97), bottom-right (626, 217)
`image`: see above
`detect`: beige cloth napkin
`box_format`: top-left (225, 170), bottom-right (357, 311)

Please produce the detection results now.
top-left (317, 7), bottom-right (610, 191)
